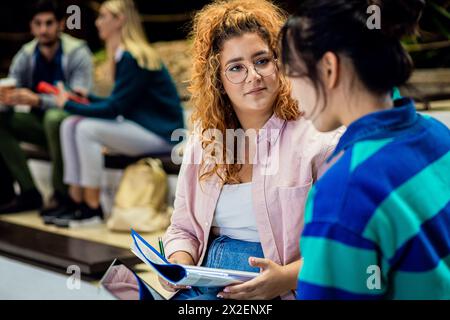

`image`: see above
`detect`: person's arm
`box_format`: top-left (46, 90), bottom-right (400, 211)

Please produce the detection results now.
top-left (157, 139), bottom-right (203, 292)
top-left (8, 48), bottom-right (27, 88)
top-left (67, 46), bottom-right (94, 94)
top-left (63, 54), bottom-right (145, 118)
top-left (87, 93), bottom-right (107, 103)
top-left (71, 89), bottom-right (106, 103)
top-left (38, 47), bottom-right (93, 109)
top-left (163, 141), bottom-right (202, 262)
top-left (37, 94), bottom-right (56, 108)
top-left (5, 49), bottom-right (43, 108)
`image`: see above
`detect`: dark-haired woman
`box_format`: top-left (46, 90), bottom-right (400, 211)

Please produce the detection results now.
top-left (280, 0), bottom-right (450, 299)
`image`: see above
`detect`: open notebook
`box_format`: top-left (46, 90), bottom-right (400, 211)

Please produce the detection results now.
top-left (131, 229), bottom-right (259, 287)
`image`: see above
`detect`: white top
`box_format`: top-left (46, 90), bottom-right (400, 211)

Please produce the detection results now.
top-left (115, 47), bottom-right (125, 62)
top-left (212, 182), bottom-right (260, 242)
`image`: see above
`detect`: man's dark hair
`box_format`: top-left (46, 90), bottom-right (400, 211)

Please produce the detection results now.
top-left (30, 0), bottom-right (64, 21)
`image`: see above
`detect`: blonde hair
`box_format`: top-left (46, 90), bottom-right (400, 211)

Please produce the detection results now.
top-left (102, 0), bottom-right (161, 70)
top-left (189, 0), bottom-right (300, 184)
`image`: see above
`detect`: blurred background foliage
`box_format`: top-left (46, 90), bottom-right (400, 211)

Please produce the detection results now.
top-left (404, 0), bottom-right (450, 68)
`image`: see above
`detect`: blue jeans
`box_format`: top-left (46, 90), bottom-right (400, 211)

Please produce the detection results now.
top-left (171, 235), bottom-right (264, 300)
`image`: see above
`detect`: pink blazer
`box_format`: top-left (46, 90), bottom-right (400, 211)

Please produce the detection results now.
top-left (163, 115), bottom-right (343, 299)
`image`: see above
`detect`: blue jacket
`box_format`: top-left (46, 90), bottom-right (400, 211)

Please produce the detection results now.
top-left (298, 98), bottom-right (450, 299)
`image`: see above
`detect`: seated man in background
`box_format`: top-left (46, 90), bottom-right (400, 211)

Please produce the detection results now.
top-left (0, 0), bottom-right (93, 214)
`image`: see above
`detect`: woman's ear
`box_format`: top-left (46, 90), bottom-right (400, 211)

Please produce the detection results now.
top-left (321, 52), bottom-right (339, 90)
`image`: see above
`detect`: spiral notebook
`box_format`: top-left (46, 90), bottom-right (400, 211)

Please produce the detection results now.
top-left (130, 229), bottom-right (259, 287)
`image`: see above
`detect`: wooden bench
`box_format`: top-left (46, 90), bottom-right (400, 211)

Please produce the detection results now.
top-left (0, 220), bottom-right (141, 279)
top-left (402, 68), bottom-right (450, 110)
top-left (21, 142), bottom-right (181, 175)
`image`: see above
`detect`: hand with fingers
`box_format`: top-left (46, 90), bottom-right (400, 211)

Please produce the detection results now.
top-left (55, 82), bottom-right (69, 108)
top-left (217, 257), bottom-right (298, 300)
top-left (72, 87), bottom-right (88, 98)
top-left (5, 88), bottom-right (40, 107)
top-left (158, 251), bottom-right (196, 292)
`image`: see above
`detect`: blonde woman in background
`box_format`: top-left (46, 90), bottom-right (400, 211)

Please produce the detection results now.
top-left (45, 0), bottom-right (184, 227)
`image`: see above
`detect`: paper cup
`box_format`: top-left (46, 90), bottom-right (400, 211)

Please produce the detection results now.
top-left (0, 78), bottom-right (17, 88)
top-left (0, 78), bottom-right (17, 110)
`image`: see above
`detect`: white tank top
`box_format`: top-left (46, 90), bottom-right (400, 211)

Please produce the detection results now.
top-left (212, 182), bottom-right (260, 242)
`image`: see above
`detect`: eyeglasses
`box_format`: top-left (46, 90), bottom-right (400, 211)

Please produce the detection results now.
top-left (224, 57), bottom-right (278, 84)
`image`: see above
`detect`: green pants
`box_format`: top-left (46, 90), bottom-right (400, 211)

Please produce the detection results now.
top-left (0, 108), bottom-right (69, 195)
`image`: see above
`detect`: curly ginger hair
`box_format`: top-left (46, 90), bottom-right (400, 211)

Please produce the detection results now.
top-left (188, 0), bottom-right (300, 184)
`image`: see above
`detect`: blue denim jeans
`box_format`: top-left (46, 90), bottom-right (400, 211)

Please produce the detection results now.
top-left (171, 235), bottom-right (264, 300)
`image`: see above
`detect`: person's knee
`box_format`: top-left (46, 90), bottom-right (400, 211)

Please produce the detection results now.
top-left (60, 116), bottom-right (78, 138)
top-left (43, 109), bottom-right (68, 133)
top-left (75, 120), bottom-right (99, 144)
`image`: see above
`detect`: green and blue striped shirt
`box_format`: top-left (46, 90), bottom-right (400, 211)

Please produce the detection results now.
top-left (297, 98), bottom-right (450, 299)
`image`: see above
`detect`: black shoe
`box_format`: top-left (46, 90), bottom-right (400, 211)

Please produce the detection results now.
top-left (40, 192), bottom-right (77, 217)
top-left (0, 191), bottom-right (15, 207)
top-left (0, 189), bottom-right (43, 214)
top-left (53, 203), bottom-right (104, 228)
top-left (39, 192), bottom-right (65, 216)
top-left (0, 181), bottom-right (15, 206)
top-left (42, 201), bottom-right (81, 225)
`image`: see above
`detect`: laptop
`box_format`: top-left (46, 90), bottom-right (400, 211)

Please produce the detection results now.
top-left (99, 258), bottom-right (169, 300)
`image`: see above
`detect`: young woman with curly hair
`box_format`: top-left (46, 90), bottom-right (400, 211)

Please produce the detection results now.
top-left (161, 0), bottom-right (342, 300)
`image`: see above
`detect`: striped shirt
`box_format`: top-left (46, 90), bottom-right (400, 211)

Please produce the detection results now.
top-left (297, 98), bottom-right (450, 299)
